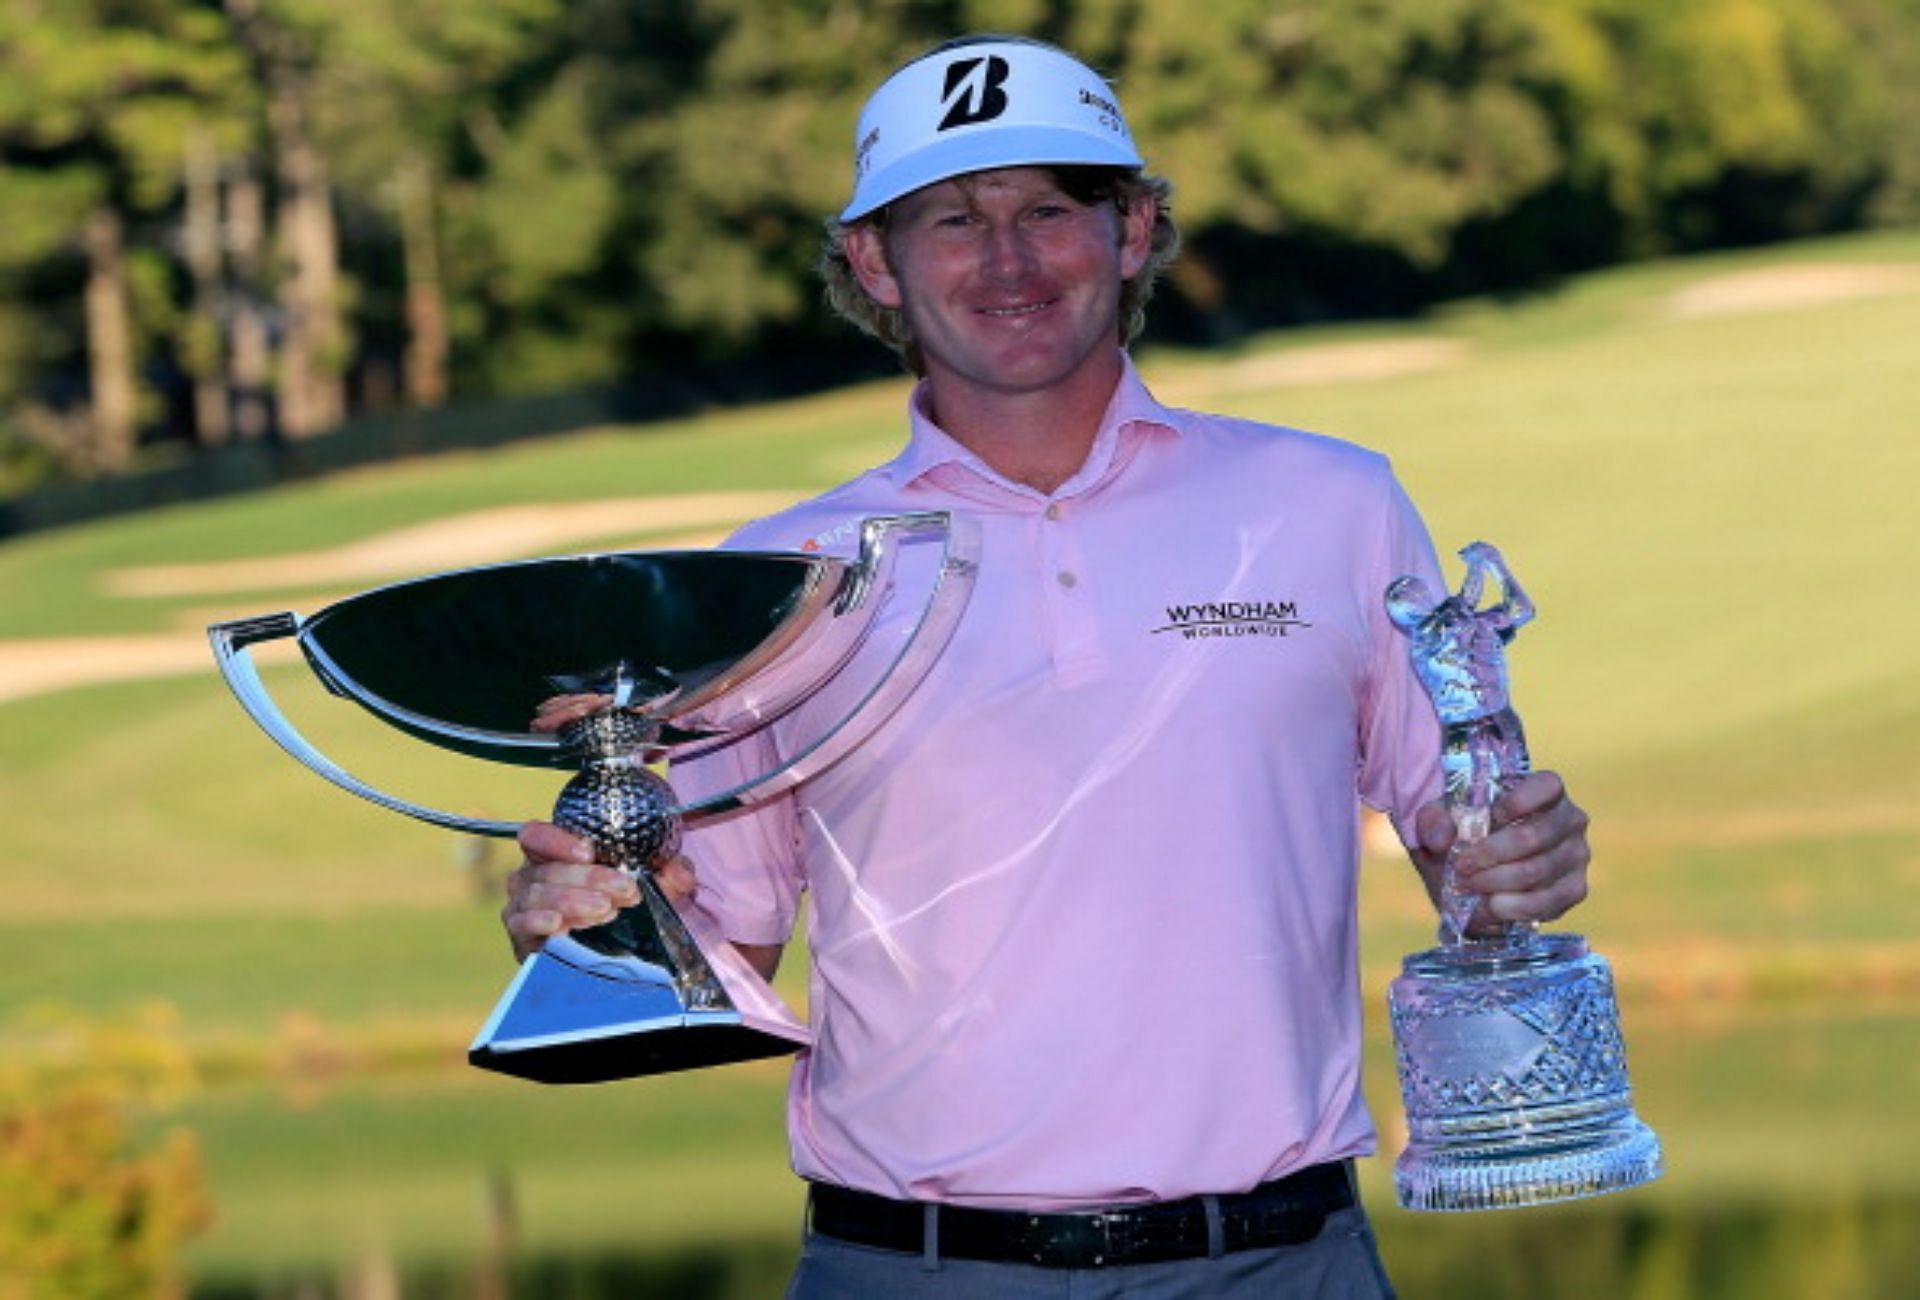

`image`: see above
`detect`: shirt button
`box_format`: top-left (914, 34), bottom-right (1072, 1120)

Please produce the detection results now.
top-left (1056, 570), bottom-right (1078, 589)
top-left (1044, 503), bottom-right (1062, 521)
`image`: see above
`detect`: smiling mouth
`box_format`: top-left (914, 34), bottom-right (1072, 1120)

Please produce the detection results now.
top-left (979, 300), bottom-right (1057, 319)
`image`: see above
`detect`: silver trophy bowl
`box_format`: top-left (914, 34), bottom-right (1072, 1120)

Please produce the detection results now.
top-left (209, 511), bottom-right (977, 1084)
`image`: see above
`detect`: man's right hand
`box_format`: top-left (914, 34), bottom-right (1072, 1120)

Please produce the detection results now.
top-left (501, 821), bottom-right (698, 962)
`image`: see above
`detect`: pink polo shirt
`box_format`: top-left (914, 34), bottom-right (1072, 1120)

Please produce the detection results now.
top-left (677, 354), bottom-right (1443, 1210)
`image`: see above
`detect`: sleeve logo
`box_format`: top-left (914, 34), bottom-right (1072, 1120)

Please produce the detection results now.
top-left (799, 518), bottom-right (862, 553)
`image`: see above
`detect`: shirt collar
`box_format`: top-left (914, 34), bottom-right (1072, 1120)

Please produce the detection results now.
top-left (880, 352), bottom-right (1185, 498)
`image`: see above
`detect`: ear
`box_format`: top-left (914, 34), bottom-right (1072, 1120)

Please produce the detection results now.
top-left (842, 223), bottom-right (903, 310)
top-left (1117, 193), bottom-right (1157, 281)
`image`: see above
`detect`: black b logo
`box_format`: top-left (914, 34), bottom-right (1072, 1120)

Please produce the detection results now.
top-left (938, 56), bottom-right (1011, 131)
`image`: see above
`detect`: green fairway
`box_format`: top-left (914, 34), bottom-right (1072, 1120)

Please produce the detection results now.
top-left (155, 999), bottom-right (1920, 1296)
top-left (166, 1062), bottom-right (804, 1274)
top-left (5, 228), bottom-right (1919, 1294)
top-left (0, 382), bottom-right (907, 640)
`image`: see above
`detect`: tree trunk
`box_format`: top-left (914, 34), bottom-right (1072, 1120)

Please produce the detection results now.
top-left (225, 157), bottom-right (274, 441)
top-left (270, 69), bottom-right (346, 439)
top-left (183, 127), bottom-right (230, 445)
top-left (397, 153), bottom-right (449, 408)
top-left (82, 205), bottom-right (138, 472)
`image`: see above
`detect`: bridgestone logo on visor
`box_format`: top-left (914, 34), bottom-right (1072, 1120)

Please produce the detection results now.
top-left (938, 56), bottom-right (1011, 131)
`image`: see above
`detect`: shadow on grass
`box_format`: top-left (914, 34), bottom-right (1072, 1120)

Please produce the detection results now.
top-left (1378, 1191), bottom-right (1920, 1300)
top-left (195, 1238), bottom-right (800, 1300)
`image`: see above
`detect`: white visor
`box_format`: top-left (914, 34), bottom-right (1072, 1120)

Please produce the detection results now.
top-left (841, 40), bottom-right (1144, 222)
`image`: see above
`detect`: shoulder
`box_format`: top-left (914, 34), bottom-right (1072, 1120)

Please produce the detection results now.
top-left (1163, 404), bottom-right (1399, 495)
top-left (720, 469), bottom-right (904, 557)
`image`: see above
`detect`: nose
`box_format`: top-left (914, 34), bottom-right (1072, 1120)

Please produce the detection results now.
top-left (978, 221), bottom-right (1038, 283)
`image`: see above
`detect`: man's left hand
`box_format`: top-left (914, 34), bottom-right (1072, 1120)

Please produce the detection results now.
top-left (1410, 771), bottom-right (1591, 936)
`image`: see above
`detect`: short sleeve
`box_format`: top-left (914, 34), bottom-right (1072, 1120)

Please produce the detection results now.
top-left (663, 517), bottom-right (811, 948)
top-left (672, 730), bottom-right (806, 947)
top-left (1356, 468), bottom-right (1446, 839)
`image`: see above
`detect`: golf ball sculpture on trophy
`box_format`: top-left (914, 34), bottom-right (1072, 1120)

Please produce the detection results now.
top-left (1384, 542), bottom-right (1662, 1211)
top-left (209, 511), bottom-right (977, 1085)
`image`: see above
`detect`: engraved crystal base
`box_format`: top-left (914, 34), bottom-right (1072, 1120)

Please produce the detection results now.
top-left (1389, 932), bottom-right (1663, 1212)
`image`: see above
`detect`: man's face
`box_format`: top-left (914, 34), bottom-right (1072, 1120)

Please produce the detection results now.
top-left (843, 167), bottom-right (1155, 404)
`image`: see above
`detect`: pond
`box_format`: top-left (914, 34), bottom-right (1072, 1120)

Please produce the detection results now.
top-left (175, 999), bottom-right (1918, 1299)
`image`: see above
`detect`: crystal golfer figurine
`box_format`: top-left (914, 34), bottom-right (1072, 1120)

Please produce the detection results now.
top-left (209, 512), bottom-right (977, 1084)
top-left (1383, 542), bottom-right (1662, 1211)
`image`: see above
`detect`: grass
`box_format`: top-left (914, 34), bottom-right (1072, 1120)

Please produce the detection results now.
top-left (0, 381), bottom-right (909, 639)
top-left (5, 227), bottom-right (1920, 1288)
top-left (146, 997), bottom-right (1920, 1286)
top-left (167, 1063), bottom-right (804, 1273)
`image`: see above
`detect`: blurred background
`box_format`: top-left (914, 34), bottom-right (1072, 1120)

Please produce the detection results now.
top-left (2, 2), bottom-right (1916, 1297)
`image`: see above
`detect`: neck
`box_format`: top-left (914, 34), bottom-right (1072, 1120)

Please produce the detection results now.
top-left (921, 350), bottom-right (1125, 494)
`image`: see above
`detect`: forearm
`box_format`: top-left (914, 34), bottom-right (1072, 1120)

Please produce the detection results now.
top-left (1410, 845), bottom-right (1448, 911)
top-left (737, 941), bottom-right (783, 983)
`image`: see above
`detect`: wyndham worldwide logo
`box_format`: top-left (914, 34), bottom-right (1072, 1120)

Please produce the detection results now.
top-left (1153, 599), bottom-right (1312, 641)
top-left (938, 56), bottom-right (1011, 131)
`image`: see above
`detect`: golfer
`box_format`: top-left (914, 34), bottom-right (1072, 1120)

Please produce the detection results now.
top-left (505, 35), bottom-right (1592, 1298)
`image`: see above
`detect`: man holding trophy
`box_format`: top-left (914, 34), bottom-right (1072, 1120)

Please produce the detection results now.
top-left (503, 36), bottom-right (1597, 1298)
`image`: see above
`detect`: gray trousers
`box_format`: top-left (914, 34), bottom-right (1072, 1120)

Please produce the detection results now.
top-left (785, 1201), bottom-right (1397, 1299)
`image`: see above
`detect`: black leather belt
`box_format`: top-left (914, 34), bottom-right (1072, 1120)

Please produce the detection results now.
top-left (807, 1161), bottom-right (1353, 1269)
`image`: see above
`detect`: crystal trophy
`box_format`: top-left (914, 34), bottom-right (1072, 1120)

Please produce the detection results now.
top-left (210, 511), bottom-right (977, 1084)
top-left (1383, 542), bottom-right (1661, 1210)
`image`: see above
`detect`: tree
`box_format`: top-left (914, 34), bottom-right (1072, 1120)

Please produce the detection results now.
top-left (0, 1007), bottom-right (211, 1300)
top-left (1527, 0), bottom-right (1892, 253)
top-left (0, 0), bottom-right (1912, 487)
top-left (0, 0), bottom-right (248, 471)
top-left (226, 0), bottom-right (350, 439)
top-left (610, 1), bottom-right (939, 351)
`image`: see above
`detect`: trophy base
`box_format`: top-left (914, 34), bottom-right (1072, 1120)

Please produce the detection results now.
top-left (1389, 932), bottom-right (1663, 1212)
top-left (1395, 1112), bottom-right (1663, 1213)
top-left (470, 1022), bottom-right (799, 1085)
top-left (468, 935), bottom-right (806, 1084)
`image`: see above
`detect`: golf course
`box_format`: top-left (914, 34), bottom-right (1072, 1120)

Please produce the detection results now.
top-left (3, 228), bottom-right (1916, 1298)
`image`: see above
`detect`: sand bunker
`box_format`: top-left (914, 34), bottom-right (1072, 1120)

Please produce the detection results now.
top-left (105, 490), bottom-right (803, 599)
top-left (2, 491), bottom-right (803, 705)
top-left (1152, 338), bottom-right (1468, 405)
top-left (0, 633), bottom-right (303, 704)
top-left (1219, 338), bottom-right (1468, 389)
top-left (1666, 262), bottom-right (1920, 318)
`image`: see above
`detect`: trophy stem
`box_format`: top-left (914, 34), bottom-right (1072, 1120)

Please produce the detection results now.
top-left (1439, 803), bottom-right (1485, 945)
top-left (467, 711), bottom-right (808, 1082)
top-left (1442, 798), bottom-right (1539, 950)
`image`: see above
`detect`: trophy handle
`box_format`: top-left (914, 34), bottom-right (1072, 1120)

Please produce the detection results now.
top-left (671, 510), bottom-right (980, 819)
top-left (209, 613), bottom-right (523, 838)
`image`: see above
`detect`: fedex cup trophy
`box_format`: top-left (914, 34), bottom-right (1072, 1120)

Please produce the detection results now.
top-left (1383, 542), bottom-right (1661, 1210)
top-left (210, 512), bottom-right (977, 1084)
